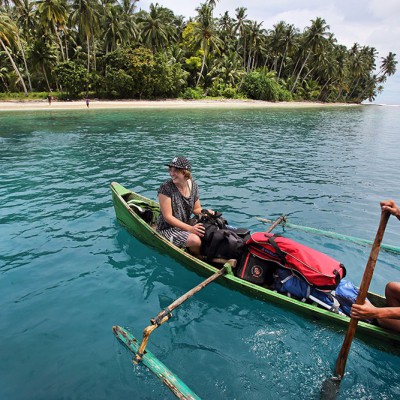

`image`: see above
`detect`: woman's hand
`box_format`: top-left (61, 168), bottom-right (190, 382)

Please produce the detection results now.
top-left (191, 223), bottom-right (205, 237)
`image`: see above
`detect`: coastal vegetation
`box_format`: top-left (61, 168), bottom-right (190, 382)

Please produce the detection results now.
top-left (0, 0), bottom-right (397, 102)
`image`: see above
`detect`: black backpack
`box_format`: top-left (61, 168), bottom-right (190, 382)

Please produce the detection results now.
top-left (195, 210), bottom-right (246, 261)
top-left (202, 229), bottom-right (245, 261)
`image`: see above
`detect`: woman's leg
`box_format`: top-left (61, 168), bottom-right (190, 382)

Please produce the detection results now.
top-left (186, 233), bottom-right (202, 257)
top-left (158, 228), bottom-right (202, 256)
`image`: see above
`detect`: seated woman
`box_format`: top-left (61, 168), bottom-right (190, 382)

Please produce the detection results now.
top-left (156, 156), bottom-right (207, 257)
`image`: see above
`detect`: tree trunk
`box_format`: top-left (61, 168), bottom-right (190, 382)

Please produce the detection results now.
top-left (42, 64), bottom-right (51, 92)
top-left (87, 36), bottom-right (90, 73)
top-left (65, 35), bottom-right (69, 61)
top-left (347, 77), bottom-right (361, 100)
top-left (17, 33), bottom-right (32, 92)
top-left (291, 50), bottom-right (311, 92)
top-left (0, 38), bottom-right (28, 95)
top-left (278, 46), bottom-right (288, 79)
top-left (196, 50), bottom-right (207, 87)
top-left (53, 21), bottom-right (65, 61)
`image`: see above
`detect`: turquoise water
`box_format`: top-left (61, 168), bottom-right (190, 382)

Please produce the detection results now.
top-left (1, 105), bottom-right (399, 399)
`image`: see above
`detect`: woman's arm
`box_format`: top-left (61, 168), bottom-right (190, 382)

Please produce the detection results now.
top-left (159, 193), bottom-right (204, 236)
top-left (193, 199), bottom-right (202, 216)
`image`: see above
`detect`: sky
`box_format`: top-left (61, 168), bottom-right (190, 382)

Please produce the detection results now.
top-left (139, 0), bottom-right (400, 105)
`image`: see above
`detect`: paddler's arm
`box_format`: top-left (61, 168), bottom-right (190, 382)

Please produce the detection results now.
top-left (351, 301), bottom-right (400, 332)
top-left (351, 302), bottom-right (400, 320)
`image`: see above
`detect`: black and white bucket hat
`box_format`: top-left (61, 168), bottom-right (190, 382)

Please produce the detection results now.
top-left (165, 156), bottom-right (191, 171)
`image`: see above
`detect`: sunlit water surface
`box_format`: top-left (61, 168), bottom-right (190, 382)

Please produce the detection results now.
top-left (1, 105), bottom-right (399, 399)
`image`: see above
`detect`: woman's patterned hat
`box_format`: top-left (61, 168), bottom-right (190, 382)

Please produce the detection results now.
top-left (166, 156), bottom-right (191, 171)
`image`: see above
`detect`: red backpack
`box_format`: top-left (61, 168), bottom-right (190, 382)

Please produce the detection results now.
top-left (238, 232), bottom-right (346, 290)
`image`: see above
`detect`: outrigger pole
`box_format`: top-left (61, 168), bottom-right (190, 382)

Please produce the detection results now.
top-left (257, 216), bottom-right (400, 254)
top-left (113, 216), bottom-right (284, 398)
top-left (133, 260), bottom-right (236, 364)
top-left (133, 214), bottom-right (285, 365)
top-left (113, 261), bottom-right (235, 400)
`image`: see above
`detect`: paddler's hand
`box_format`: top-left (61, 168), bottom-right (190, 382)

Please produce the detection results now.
top-left (191, 223), bottom-right (205, 237)
top-left (351, 301), bottom-right (379, 319)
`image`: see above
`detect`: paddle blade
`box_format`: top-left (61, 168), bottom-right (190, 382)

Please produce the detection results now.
top-left (320, 377), bottom-right (340, 400)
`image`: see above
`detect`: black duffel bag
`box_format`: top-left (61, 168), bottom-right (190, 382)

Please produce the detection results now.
top-left (192, 210), bottom-right (246, 261)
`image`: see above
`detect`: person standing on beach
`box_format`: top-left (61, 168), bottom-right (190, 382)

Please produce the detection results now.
top-left (351, 199), bottom-right (400, 332)
top-left (86, 98), bottom-right (90, 108)
top-left (47, 94), bottom-right (52, 105)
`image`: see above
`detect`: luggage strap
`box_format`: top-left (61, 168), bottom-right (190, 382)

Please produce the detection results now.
top-left (266, 235), bottom-right (287, 265)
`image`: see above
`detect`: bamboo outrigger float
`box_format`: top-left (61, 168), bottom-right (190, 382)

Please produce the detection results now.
top-left (112, 325), bottom-right (200, 400)
top-left (110, 182), bottom-right (400, 347)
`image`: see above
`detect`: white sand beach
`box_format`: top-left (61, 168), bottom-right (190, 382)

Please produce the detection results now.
top-left (0, 98), bottom-right (360, 111)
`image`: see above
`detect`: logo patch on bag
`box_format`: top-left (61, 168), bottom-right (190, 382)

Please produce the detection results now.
top-left (251, 265), bottom-right (263, 278)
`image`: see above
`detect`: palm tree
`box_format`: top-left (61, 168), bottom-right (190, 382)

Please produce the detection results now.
top-left (347, 45), bottom-right (377, 101)
top-left (7, 0), bottom-right (34, 91)
top-left (245, 20), bottom-right (265, 72)
top-left (13, 0), bottom-right (36, 34)
top-left (218, 11), bottom-right (235, 53)
top-left (206, 0), bottom-right (219, 9)
top-left (268, 21), bottom-right (286, 73)
top-left (277, 23), bottom-right (298, 79)
top-left (0, 12), bottom-right (28, 94)
top-left (233, 7), bottom-right (249, 68)
top-left (192, 3), bottom-right (223, 86)
top-left (377, 52), bottom-right (397, 78)
top-left (28, 35), bottom-right (57, 90)
top-left (291, 17), bottom-right (330, 92)
top-left (101, 1), bottom-right (126, 53)
top-left (120, 0), bottom-right (139, 43)
top-left (137, 3), bottom-right (176, 52)
top-left (210, 50), bottom-right (244, 86)
top-left (35, 0), bottom-right (68, 61)
top-left (70, 0), bottom-right (101, 74)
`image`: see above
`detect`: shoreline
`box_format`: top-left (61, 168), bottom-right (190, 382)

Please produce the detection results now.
top-left (0, 98), bottom-right (361, 111)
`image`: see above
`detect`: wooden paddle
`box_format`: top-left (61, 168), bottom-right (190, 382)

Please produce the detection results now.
top-left (321, 209), bottom-right (390, 398)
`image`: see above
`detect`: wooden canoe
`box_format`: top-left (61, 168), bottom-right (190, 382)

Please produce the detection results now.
top-left (110, 182), bottom-right (400, 347)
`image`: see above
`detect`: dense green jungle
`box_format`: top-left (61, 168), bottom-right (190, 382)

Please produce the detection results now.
top-left (0, 0), bottom-right (397, 102)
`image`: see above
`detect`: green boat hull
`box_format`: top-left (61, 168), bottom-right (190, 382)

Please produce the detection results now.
top-left (110, 182), bottom-right (400, 347)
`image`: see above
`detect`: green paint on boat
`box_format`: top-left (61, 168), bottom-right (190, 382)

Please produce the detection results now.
top-left (110, 182), bottom-right (400, 347)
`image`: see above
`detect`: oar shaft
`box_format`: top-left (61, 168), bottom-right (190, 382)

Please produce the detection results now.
top-left (266, 214), bottom-right (286, 233)
top-left (135, 262), bottom-right (232, 363)
top-left (155, 266), bottom-right (227, 319)
top-left (334, 210), bottom-right (390, 379)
